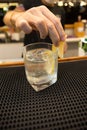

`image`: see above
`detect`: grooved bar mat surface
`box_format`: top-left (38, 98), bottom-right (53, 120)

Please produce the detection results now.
top-left (0, 60), bottom-right (87, 130)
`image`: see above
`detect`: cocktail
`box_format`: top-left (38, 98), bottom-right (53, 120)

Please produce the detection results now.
top-left (23, 42), bottom-right (58, 92)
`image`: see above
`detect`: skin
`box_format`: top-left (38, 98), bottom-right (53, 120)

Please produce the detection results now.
top-left (3, 5), bottom-right (66, 47)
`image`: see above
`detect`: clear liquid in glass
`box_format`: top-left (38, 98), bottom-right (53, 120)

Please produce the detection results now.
top-left (24, 48), bottom-right (58, 91)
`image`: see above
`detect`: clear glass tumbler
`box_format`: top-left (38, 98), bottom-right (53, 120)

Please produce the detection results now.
top-left (23, 42), bottom-right (58, 92)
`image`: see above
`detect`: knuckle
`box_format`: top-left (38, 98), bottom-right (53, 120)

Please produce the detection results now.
top-left (48, 23), bottom-right (54, 30)
top-left (36, 19), bottom-right (44, 27)
top-left (29, 7), bottom-right (36, 13)
top-left (54, 17), bottom-right (60, 25)
top-left (40, 5), bottom-right (46, 9)
top-left (39, 5), bottom-right (47, 11)
top-left (16, 20), bottom-right (26, 28)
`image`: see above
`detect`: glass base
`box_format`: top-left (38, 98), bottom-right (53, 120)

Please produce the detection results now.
top-left (30, 77), bottom-right (57, 92)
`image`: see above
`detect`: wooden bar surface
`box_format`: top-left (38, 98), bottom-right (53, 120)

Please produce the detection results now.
top-left (0, 56), bottom-right (87, 67)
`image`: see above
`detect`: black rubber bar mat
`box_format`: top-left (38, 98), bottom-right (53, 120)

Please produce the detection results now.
top-left (0, 60), bottom-right (87, 130)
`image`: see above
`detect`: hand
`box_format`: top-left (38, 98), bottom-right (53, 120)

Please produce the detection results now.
top-left (13, 5), bottom-right (66, 46)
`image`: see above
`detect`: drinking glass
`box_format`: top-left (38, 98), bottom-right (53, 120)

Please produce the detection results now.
top-left (23, 42), bottom-right (58, 92)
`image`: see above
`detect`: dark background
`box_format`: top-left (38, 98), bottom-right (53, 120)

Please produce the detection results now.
top-left (0, 1), bottom-right (87, 26)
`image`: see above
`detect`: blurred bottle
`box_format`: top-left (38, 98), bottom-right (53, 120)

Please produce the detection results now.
top-left (74, 15), bottom-right (85, 37)
top-left (78, 38), bottom-right (87, 56)
top-left (85, 22), bottom-right (87, 35)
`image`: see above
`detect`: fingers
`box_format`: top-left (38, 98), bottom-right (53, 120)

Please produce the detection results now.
top-left (47, 23), bottom-right (60, 46)
top-left (15, 19), bottom-right (32, 34)
top-left (42, 16), bottom-right (60, 46)
top-left (28, 8), bottom-right (59, 45)
top-left (15, 6), bottom-right (66, 47)
top-left (53, 18), bottom-right (66, 41)
top-left (15, 10), bottom-right (48, 39)
top-left (30, 18), bottom-right (48, 39)
top-left (26, 9), bottom-right (48, 39)
top-left (40, 6), bottom-right (66, 41)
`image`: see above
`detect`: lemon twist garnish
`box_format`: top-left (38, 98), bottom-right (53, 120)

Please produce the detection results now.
top-left (52, 41), bottom-right (65, 58)
top-left (44, 49), bottom-right (55, 74)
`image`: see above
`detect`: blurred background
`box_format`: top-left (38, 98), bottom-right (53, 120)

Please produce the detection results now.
top-left (0, 0), bottom-right (87, 59)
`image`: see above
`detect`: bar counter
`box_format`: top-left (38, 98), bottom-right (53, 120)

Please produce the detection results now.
top-left (0, 57), bottom-right (87, 130)
top-left (0, 56), bottom-right (87, 66)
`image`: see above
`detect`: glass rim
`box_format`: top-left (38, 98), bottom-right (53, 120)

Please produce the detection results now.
top-left (23, 42), bottom-right (58, 54)
top-left (23, 42), bottom-right (53, 48)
